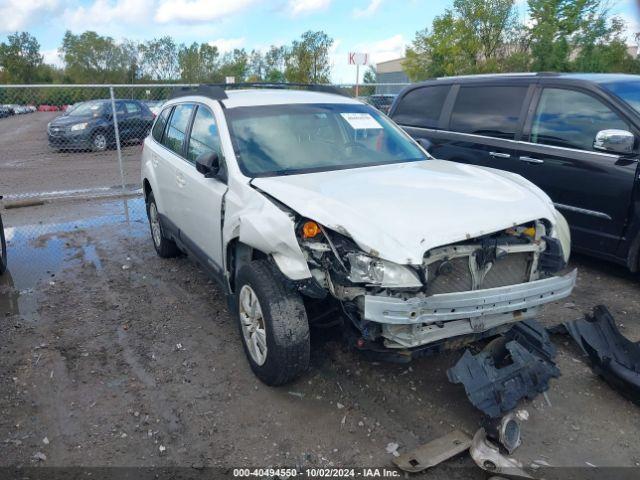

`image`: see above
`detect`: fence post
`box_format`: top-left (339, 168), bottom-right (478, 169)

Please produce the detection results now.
top-left (109, 87), bottom-right (126, 190)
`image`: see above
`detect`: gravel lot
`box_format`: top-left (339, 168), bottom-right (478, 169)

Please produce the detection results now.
top-left (1, 197), bottom-right (640, 479)
top-left (0, 112), bottom-right (141, 197)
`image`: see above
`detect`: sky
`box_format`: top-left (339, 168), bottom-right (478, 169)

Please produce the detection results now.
top-left (0, 0), bottom-right (639, 83)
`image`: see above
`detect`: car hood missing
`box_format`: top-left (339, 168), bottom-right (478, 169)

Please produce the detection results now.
top-left (252, 160), bottom-right (558, 265)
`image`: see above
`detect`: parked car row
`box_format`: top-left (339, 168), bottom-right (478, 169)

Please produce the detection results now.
top-left (0, 104), bottom-right (37, 117)
top-left (47, 99), bottom-right (155, 151)
top-left (389, 73), bottom-right (640, 272)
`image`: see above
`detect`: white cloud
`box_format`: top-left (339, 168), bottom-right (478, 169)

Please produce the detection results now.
top-left (155, 0), bottom-right (258, 24)
top-left (209, 37), bottom-right (245, 53)
top-left (289, 0), bottom-right (330, 17)
top-left (353, 0), bottom-right (381, 18)
top-left (0, 0), bottom-right (60, 33)
top-left (63, 0), bottom-right (153, 30)
top-left (42, 48), bottom-right (63, 67)
top-left (357, 33), bottom-right (406, 65)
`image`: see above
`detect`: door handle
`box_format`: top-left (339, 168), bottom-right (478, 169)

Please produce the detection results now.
top-left (151, 154), bottom-right (159, 168)
top-left (489, 151), bottom-right (511, 159)
top-left (176, 173), bottom-right (186, 187)
top-left (519, 156), bottom-right (544, 164)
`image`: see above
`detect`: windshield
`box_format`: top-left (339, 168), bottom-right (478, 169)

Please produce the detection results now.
top-left (603, 81), bottom-right (640, 114)
top-left (226, 103), bottom-right (428, 177)
top-left (68, 101), bottom-right (106, 117)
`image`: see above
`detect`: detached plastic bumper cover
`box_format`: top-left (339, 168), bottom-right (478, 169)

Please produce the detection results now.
top-left (364, 269), bottom-right (576, 325)
top-left (447, 319), bottom-right (560, 418)
top-left (562, 305), bottom-right (640, 406)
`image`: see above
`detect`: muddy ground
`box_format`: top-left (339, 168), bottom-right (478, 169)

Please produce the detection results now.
top-left (1, 197), bottom-right (640, 479)
top-left (0, 112), bottom-right (141, 197)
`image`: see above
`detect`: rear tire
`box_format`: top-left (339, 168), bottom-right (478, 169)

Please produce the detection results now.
top-left (235, 260), bottom-right (310, 386)
top-left (146, 192), bottom-right (179, 258)
top-left (0, 213), bottom-right (6, 275)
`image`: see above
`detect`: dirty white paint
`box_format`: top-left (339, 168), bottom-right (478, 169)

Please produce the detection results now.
top-left (253, 159), bottom-right (563, 266)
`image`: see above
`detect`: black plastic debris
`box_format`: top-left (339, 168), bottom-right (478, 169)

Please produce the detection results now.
top-left (447, 319), bottom-right (560, 418)
top-left (561, 305), bottom-right (640, 406)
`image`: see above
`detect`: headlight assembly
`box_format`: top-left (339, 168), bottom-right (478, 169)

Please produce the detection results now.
top-left (71, 122), bottom-right (88, 131)
top-left (346, 252), bottom-right (422, 288)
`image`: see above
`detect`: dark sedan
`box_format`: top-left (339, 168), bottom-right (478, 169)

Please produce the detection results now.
top-left (47, 99), bottom-right (154, 151)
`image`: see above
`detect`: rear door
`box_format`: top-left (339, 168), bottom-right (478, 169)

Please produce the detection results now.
top-left (157, 103), bottom-right (196, 224)
top-left (434, 84), bottom-right (532, 172)
top-left (173, 103), bottom-right (227, 271)
top-left (516, 86), bottom-right (638, 254)
top-left (124, 101), bottom-right (143, 140)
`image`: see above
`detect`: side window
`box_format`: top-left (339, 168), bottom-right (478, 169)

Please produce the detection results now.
top-left (115, 101), bottom-right (126, 116)
top-left (450, 86), bottom-right (528, 139)
top-left (152, 107), bottom-right (172, 143)
top-left (125, 102), bottom-right (141, 114)
top-left (531, 88), bottom-right (628, 151)
top-left (187, 106), bottom-right (222, 164)
top-left (162, 104), bottom-right (195, 156)
top-left (392, 85), bottom-right (450, 128)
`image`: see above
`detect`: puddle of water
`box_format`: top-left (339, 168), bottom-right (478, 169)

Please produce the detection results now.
top-left (0, 197), bottom-right (147, 318)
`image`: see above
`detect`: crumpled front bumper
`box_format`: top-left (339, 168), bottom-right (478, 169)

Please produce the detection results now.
top-left (364, 269), bottom-right (577, 326)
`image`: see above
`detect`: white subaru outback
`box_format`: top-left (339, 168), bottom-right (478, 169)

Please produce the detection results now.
top-left (141, 85), bottom-right (576, 386)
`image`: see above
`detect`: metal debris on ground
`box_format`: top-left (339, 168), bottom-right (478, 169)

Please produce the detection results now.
top-left (484, 412), bottom-right (522, 454)
top-left (558, 304), bottom-right (640, 406)
top-left (392, 430), bottom-right (472, 473)
top-left (447, 319), bottom-right (560, 418)
top-left (469, 428), bottom-right (532, 478)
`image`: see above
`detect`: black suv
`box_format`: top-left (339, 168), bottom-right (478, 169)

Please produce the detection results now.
top-left (48, 99), bottom-right (154, 152)
top-left (390, 73), bottom-right (640, 271)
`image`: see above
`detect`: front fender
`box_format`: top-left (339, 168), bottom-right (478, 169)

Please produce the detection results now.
top-left (223, 184), bottom-right (312, 281)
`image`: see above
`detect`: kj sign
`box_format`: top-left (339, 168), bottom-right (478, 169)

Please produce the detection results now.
top-left (348, 52), bottom-right (370, 66)
top-left (348, 52), bottom-right (370, 96)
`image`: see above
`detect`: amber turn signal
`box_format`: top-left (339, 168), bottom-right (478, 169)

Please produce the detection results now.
top-left (302, 221), bottom-right (321, 239)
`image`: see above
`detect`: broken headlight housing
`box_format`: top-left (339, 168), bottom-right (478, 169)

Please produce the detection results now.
top-left (346, 252), bottom-right (422, 288)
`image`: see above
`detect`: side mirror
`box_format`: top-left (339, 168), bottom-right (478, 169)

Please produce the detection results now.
top-left (196, 152), bottom-right (220, 178)
top-left (594, 129), bottom-right (635, 155)
top-left (417, 137), bottom-right (432, 152)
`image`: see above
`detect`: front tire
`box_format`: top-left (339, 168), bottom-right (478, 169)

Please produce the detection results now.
top-left (146, 192), bottom-right (179, 258)
top-left (235, 260), bottom-right (310, 386)
top-left (91, 131), bottom-right (108, 152)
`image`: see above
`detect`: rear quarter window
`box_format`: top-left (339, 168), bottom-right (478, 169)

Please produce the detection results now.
top-left (450, 85), bottom-right (528, 139)
top-left (391, 85), bottom-right (450, 128)
top-left (152, 107), bottom-right (172, 143)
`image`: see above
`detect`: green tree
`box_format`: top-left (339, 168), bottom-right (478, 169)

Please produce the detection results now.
top-left (264, 45), bottom-right (287, 82)
top-left (363, 65), bottom-right (377, 83)
top-left (404, 0), bottom-right (518, 80)
top-left (0, 32), bottom-right (44, 83)
top-left (139, 37), bottom-right (180, 81)
top-left (178, 42), bottom-right (219, 83)
top-left (285, 31), bottom-right (333, 83)
top-left (59, 30), bottom-right (132, 83)
top-left (526, 0), bottom-right (637, 72)
top-left (218, 49), bottom-right (249, 82)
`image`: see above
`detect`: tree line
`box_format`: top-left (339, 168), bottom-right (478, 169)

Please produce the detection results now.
top-left (1, 0), bottom-right (639, 86)
top-left (404, 0), bottom-right (640, 80)
top-left (0, 30), bottom-right (334, 85)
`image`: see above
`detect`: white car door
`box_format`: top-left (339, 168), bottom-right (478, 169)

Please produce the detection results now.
top-left (155, 103), bottom-right (196, 225)
top-left (172, 103), bottom-right (228, 271)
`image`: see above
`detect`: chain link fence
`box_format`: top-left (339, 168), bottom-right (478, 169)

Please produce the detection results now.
top-left (0, 82), bottom-right (409, 283)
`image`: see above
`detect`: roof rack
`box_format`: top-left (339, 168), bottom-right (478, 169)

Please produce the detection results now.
top-left (169, 85), bottom-right (228, 100)
top-left (169, 82), bottom-right (349, 101)
top-left (436, 72), bottom-right (562, 81)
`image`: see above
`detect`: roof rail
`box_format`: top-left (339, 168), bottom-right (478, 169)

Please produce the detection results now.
top-left (169, 82), bottom-right (350, 100)
top-left (436, 72), bottom-right (561, 80)
top-left (169, 85), bottom-right (228, 100)
top-left (224, 82), bottom-right (349, 97)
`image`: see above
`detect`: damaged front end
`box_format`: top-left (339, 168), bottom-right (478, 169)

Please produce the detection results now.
top-left (296, 218), bottom-right (576, 356)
